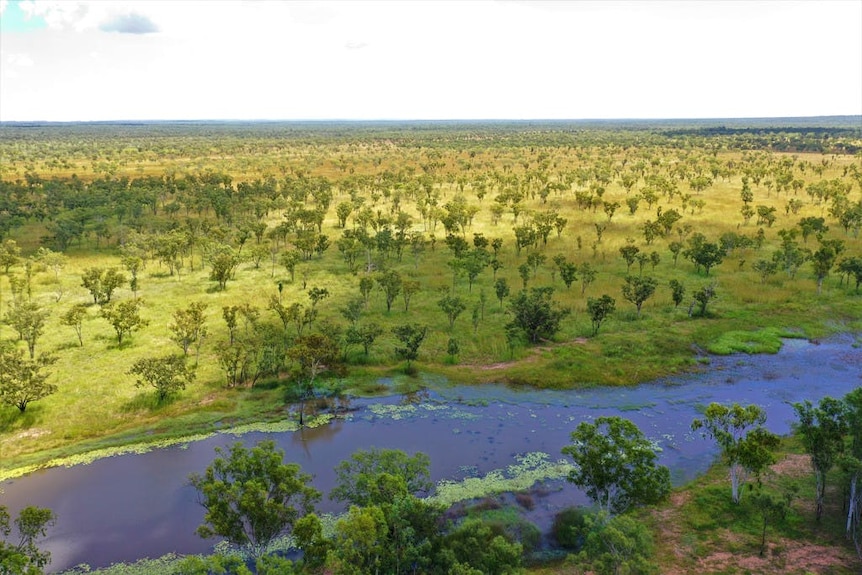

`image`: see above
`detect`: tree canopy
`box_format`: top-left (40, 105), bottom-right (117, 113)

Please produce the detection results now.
top-left (562, 416), bottom-right (671, 515)
top-left (189, 440), bottom-right (321, 558)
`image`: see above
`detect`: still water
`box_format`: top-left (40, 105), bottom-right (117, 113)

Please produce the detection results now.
top-left (2, 336), bottom-right (860, 572)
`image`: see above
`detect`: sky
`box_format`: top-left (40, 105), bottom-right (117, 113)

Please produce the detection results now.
top-left (0, 0), bottom-right (860, 122)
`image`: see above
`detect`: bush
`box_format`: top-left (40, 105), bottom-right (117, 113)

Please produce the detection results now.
top-left (553, 506), bottom-right (589, 550)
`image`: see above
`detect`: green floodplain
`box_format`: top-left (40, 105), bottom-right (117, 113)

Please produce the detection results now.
top-left (0, 118), bottom-right (861, 574)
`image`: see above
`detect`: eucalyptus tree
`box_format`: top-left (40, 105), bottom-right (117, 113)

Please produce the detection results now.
top-left (793, 397), bottom-right (849, 521)
top-left (0, 504), bottom-right (56, 572)
top-left (189, 441), bottom-right (320, 559)
top-left (810, 237), bottom-right (844, 294)
top-left (377, 269), bottom-right (402, 313)
top-left (4, 300), bottom-right (48, 358)
top-left (169, 301), bottom-right (208, 359)
top-left (563, 416), bottom-right (671, 515)
top-left (691, 403), bottom-right (780, 504)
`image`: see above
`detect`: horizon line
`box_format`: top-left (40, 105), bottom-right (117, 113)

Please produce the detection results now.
top-left (2, 114), bottom-right (861, 125)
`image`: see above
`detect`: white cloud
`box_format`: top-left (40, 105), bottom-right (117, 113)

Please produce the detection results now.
top-left (7, 53), bottom-right (34, 67)
top-left (99, 12), bottom-right (158, 34)
top-left (1, 1), bottom-right (860, 121)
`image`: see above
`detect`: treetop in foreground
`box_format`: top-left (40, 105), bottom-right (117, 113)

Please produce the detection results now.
top-left (562, 416), bottom-right (671, 516)
top-left (188, 440), bottom-right (320, 559)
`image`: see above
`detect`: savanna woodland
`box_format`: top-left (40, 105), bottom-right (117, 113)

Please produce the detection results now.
top-left (1, 119), bottom-right (861, 574)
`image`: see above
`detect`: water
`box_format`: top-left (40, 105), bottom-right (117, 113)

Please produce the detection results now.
top-left (1, 336), bottom-right (860, 572)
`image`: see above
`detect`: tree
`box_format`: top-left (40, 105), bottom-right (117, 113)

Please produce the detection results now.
top-left (169, 301), bottom-right (208, 358)
top-left (35, 247), bottom-right (68, 283)
top-left (345, 322), bottom-right (384, 357)
top-left (401, 279), bottom-right (421, 312)
top-left (587, 295), bottom-right (615, 336)
top-left (810, 238), bottom-right (844, 294)
top-left (207, 244), bottom-right (241, 290)
top-left (562, 416), bottom-right (671, 515)
top-left (580, 262), bottom-right (597, 295)
top-left (494, 277), bottom-right (510, 309)
top-left (507, 287), bottom-right (570, 344)
top-left (691, 403), bottom-right (780, 504)
top-left (81, 267), bottom-right (105, 304)
top-left (575, 512), bottom-right (658, 575)
top-left (437, 294), bottom-right (467, 331)
top-left (793, 396), bottom-right (848, 521)
top-left (751, 489), bottom-right (792, 558)
top-left (668, 279), bottom-right (685, 308)
top-left (330, 448), bottom-right (432, 507)
top-left (120, 253), bottom-right (143, 296)
top-left (189, 440), bottom-right (320, 559)
top-left (0, 505), bottom-right (56, 574)
top-left (841, 388), bottom-right (862, 553)
top-left (517, 262), bottom-right (531, 289)
top-left (377, 269), bottom-right (402, 312)
top-left (392, 323), bottom-right (428, 371)
top-left (442, 518), bottom-right (523, 575)
top-left (81, 267), bottom-right (126, 305)
top-left (61, 303), bottom-right (88, 347)
top-left (359, 275), bottom-right (374, 308)
top-left (100, 268), bottom-right (126, 303)
top-left (684, 235), bottom-right (725, 276)
top-left (280, 249), bottom-right (301, 282)
top-left (100, 298), bottom-right (148, 345)
top-left (619, 244), bottom-right (640, 273)
top-left (690, 283), bottom-right (717, 317)
top-left (0, 239), bottom-right (21, 275)
top-left (128, 354), bottom-right (196, 403)
top-left (621, 275), bottom-right (657, 318)
top-left (4, 301), bottom-right (48, 359)
top-left (837, 256), bottom-right (862, 293)
top-left (0, 347), bottom-right (56, 413)
top-left (752, 259), bottom-right (778, 284)
top-left (559, 261), bottom-right (578, 289)
top-left (287, 333), bottom-right (340, 425)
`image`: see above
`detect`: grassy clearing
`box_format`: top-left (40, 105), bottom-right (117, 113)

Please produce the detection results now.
top-left (641, 436), bottom-right (861, 575)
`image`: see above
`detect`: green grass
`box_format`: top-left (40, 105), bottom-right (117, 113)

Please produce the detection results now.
top-left (706, 327), bottom-right (803, 355)
top-left (1, 124), bottom-right (860, 479)
top-left (641, 435), bottom-right (861, 574)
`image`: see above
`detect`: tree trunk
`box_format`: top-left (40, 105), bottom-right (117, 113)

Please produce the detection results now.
top-left (815, 469), bottom-right (825, 521)
top-left (847, 473), bottom-right (859, 537)
top-left (730, 462), bottom-right (741, 504)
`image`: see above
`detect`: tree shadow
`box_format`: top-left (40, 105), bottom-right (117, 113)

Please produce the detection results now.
top-left (0, 403), bottom-right (40, 433)
top-left (120, 391), bottom-right (178, 413)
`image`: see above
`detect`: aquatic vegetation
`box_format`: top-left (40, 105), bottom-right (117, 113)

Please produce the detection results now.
top-left (365, 401), bottom-right (479, 422)
top-left (430, 451), bottom-right (574, 508)
top-left (0, 433), bottom-right (216, 482)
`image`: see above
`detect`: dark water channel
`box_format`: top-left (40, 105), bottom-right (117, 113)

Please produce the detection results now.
top-left (2, 336), bottom-right (860, 572)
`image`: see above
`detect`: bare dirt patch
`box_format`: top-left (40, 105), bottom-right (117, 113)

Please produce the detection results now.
top-left (694, 537), bottom-right (858, 574)
top-left (12, 428), bottom-right (50, 441)
top-left (770, 453), bottom-right (811, 478)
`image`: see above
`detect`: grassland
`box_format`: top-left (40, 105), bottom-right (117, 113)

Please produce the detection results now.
top-left (0, 120), bottom-right (860, 477)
